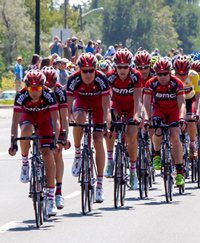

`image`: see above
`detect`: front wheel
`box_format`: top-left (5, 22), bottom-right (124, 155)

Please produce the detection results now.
top-left (88, 155), bottom-right (95, 212)
top-left (81, 148), bottom-right (89, 215)
top-left (120, 152), bottom-right (128, 206)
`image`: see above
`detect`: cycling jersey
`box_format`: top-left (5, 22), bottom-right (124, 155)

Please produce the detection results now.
top-left (67, 70), bottom-right (110, 99)
top-left (172, 69), bottom-right (200, 99)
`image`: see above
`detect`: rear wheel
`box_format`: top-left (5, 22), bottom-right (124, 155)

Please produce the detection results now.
top-left (120, 152), bottom-right (128, 206)
top-left (114, 144), bottom-right (122, 208)
top-left (138, 140), bottom-right (145, 199)
top-left (81, 148), bottom-right (89, 215)
top-left (88, 155), bottom-right (95, 212)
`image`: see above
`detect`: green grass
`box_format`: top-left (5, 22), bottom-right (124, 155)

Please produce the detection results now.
top-left (0, 100), bottom-right (14, 105)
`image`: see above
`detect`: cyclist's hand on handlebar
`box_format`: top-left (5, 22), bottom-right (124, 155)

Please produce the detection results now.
top-left (8, 145), bottom-right (18, 156)
top-left (104, 130), bottom-right (112, 140)
top-left (143, 120), bottom-right (150, 130)
top-left (179, 118), bottom-right (187, 130)
top-left (62, 140), bottom-right (71, 150)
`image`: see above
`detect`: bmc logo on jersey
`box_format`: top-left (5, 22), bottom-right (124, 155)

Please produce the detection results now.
top-left (112, 87), bottom-right (134, 95)
top-left (155, 92), bottom-right (176, 100)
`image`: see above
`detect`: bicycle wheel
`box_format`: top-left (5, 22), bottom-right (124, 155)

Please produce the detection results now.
top-left (41, 161), bottom-right (48, 222)
top-left (31, 157), bottom-right (42, 228)
top-left (120, 152), bottom-right (128, 206)
top-left (191, 158), bottom-right (196, 182)
top-left (138, 140), bottom-right (145, 199)
top-left (88, 155), bottom-right (95, 212)
top-left (81, 148), bottom-right (89, 215)
top-left (114, 144), bottom-right (122, 208)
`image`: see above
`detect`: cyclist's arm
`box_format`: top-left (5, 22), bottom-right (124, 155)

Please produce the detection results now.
top-left (60, 107), bottom-right (69, 139)
top-left (177, 94), bottom-right (186, 120)
top-left (133, 87), bottom-right (143, 119)
top-left (67, 96), bottom-right (74, 122)
top-left (143, 93), bottom-right (152, 121)
top-left (50, 110), bottom-right (61, 141)
top-left (195, 92), bottom-right (200, 116)
top-left (49, 42), bottom-right (55, 50)
top-left (11, 111), bottom-right (21, 139)
top-left (102, 95), bottom-right (111, 129)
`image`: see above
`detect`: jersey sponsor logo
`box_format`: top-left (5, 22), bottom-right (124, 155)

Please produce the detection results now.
top-left (107, 74), bottom-right (116, 84)
top-left (155, 92), bottom-right (176, 100)
top-left (77, 91), bottom-right (101, 96)
top-left (16, 92), bottom-right (28, 105)
top-left (95, 76), bottom-right (107, 89)
top-left (184, 86), bottom-right (193, 94)
top-left (130, 72), bottom-right (138, 84)
top-left (112, 87), bottom-right (134, 95)
top-left (24, 106), bottom-right (48, 112)
top-left (43, 90), bottom-right (54, 103)
top-left (69, 76), bottom-right (81, 91)
top-left (55, 86), bottom-right (66, 102)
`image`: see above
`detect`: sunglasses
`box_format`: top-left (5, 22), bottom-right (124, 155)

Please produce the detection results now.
top-left (81, 69), bottom-right (95, 74)
top-left (27, 86), bottom-right (43, 92)
top-left (175, 72), bottom-right (188, 76)
top-left (137, 65), bottom-right (150, 70)
top-left (116, 65), bottom-right (130, 69)
top-left (156, 72), bottom-right (170, 76)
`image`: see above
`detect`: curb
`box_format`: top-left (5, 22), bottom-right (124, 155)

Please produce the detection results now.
top-left (0, 105), bottom-right (13, 109)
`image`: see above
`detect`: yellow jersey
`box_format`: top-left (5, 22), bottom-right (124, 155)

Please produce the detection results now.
top-left (172, 69), bottom-right (200, 99)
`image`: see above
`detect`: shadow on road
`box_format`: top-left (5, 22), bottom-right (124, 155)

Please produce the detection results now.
top-left (62, 211), bottom-right (102, 218)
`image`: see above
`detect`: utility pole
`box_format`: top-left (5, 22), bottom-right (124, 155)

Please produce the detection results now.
top-left (35, 0), bottom-right (40, 54)
top-left (80, 5), bottom-right (83, 32)
top-left (64, 0), bottom-right (67, 28)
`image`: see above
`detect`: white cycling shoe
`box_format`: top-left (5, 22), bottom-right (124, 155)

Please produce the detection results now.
top-left (72, 157), bottom-right (81, 177)
top-left (47, 199), bottom-right (57, 217)
top-left (95, 188), bottom-right (104, 203)
top-left (56, 195), bottom-right (64, 210)
top-left (20, 165), bottom-right (29, 183)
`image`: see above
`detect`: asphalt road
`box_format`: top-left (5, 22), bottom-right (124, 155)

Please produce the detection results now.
top-left (1, 108), bottom-right (200, 243)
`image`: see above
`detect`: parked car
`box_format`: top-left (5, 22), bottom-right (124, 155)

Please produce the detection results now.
top-left (0, 90), bottom-right (16, 100)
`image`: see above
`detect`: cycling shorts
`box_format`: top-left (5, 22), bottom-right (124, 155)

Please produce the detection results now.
top-left (20, 111), bottom-right (53, 148)
top-left (152, 107), bottom-right (179, 125)
top-left (111, 100), bottom-right (134, 121)
top-left (186, 96), bottom-right (196, 116)
top-left (73, 97), bottom-right (104, 132)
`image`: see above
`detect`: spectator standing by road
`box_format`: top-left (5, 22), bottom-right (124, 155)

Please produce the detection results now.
top-left (49, 36), bottom-right (64, 55)
top-left (63, 38), bottom-right (72, 61)
top-left (59, 58), bottom-right (72, 86)
top-left (70, 36), bottom-right (85, 57)
top-left (14, 57), bottom-right (23, 93)
top-left (95, 40), bottom-right (102, 54)
top-left (85, 40), bottom-right (94, 54)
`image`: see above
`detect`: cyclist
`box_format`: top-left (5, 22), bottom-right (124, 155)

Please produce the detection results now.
top-left (98, 61), bottom-right (110, 74)
top-left (8, 70), bottom-right (60, 216)
top-left (105, 48), bottom-right (143, 190)
top-left (66, 52), bottom-right (111, 203)
top-left (42, 66), bottom-right (70, 210)
top-left (173, 55), bottom-right (200, 158)
top-left (143, 57), bottom-right (186, 186)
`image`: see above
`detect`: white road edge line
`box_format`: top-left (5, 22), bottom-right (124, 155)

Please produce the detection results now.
top-left (64, 191), bottom-right (81, 199)
top-left (0, 221), bottom-right (20, 234)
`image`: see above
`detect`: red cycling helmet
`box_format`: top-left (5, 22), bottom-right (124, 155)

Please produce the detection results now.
top-left (24, 69), bottom-right (45, 86)
top-left (113, 48), bottom-right (132, 65)
top-left (41, 66), bottom-right (57, 86)
top-left (77, 52), bottom-right (97, 68)
top-left (173, 55), bottom-right (191, 74)
top-left (191, 61), bottom-right (200, 73)
top-left (133, 50), bottom-right (151, 66)
top-left (153, 57), bottom-right (172, 72)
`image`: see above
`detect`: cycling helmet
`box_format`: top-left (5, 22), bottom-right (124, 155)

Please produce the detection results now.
top-left (24, 69), bottom-right (45, 86)
top-left (173, 55), bottom-right (191, 74)
top-left (99, 61), bottom-right (109, 70)
top-left (41, 66), bottom-right (57, 86)
top-left (153, 57), bottom-right (172, 72)
top-left (97, 60), bottom-right (104, 69)
top-left (191, 61), bottom-right (200, 73)
top-left (193, 53), bottom-right (200, 62)
top-left (113, 48), bottom-right (132, 65)
top-left (77, 52), bottom-right (97, 68)
top-left (133, 50), bottom-right (151, 66)
top-left (151, 56), bottom-right (160, 67)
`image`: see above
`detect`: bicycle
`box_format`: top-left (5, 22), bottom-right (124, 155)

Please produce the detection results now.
top-left (150, 122), bottom-right (180, 203)
top-left (11, 125), bottom-right (56, 228)
top-left (194, 116), bottom-right (200, 188)
top-left (69, 109), bottom-right (107, 215)
top-left (111, 113), bottom-right (139, 208)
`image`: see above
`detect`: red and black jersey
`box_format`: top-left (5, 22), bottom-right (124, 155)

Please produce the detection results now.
top-left (14, 86), bottom-right (58, 114)
top-left (66, 70), bottom-right (110, 99)
top-left (54, 83), bottom-right (68, 109)
top-left (144, 76), bottom-right (184, 111)
top-left (106, 68), bottom-right (143, 103)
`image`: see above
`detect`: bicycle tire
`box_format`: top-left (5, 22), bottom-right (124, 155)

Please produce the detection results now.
top-left (191, 158), bottom-right (196, 182)
top-left (81, 148), bottom-right (89, 215)
top-left (88, 155), bottom-right (95, 212)
top-left (138, 140), bottom-right (145, 199)
top-left (41, 161), bottom-right (48, 222)
top-left (114, 144), bottom-right (122, 208)
top-left (120, 152), bottom-right (128, 206)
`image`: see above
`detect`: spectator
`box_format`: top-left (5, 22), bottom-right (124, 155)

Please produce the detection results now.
top-left (49, 36), bottom-right (64, 55)
top-left (14, 56), bottom-right (23, 93)
top-left (95, 53), bottom-right (103, 61)
top-left (70, 36), bottom-right (85, 57)
top-left (85, 40), bottom-right (95, 54)
top-left (114, 44), bottom-right (119, 53)
top-left (179, 48), bottom-right (183, 55)
top-left (59, 58), bottom-right (72, 86)
top-left (104, 45), bottom-right (115, 60)
top-left (95, 40), bottom-right (102, 54)
top-left (39, 57), bottom-right (51, 70)
top-left (63, 38), bottom-right (72, 61)
top-left (138, 47), bottom-right (143, 51)
top-left (169, 48), bottom-right (175, 58)
top-left (119, 43), bottom-right (123, 48)
top-left (53, 56), bottom-right (61, 83)
top-left (28, 54), bottom-right (40, 71)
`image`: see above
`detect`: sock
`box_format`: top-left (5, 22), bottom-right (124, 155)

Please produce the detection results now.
top-left (22, 154), bottom-right (29, 166)
top-left (97, 176), bottom-right (103, 189)
top-left (55, 182), bottom-right (62, 195)
top-left (154, 150), bottom-right (161, 157)
top-left (129, 160), bottom-right (137, 174)
top-left (47, 187), bottom-right (55, 200)
top-left (107, 150), bottom-right (114, 165)
top-left (176, 164), bottom-right (183, 175)
top-left (75, 145), bottom-right (81, 158)
top-left (190, 140), bottom-right (196, 147)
